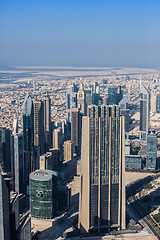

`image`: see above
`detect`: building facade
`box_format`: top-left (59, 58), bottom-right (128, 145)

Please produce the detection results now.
top-left (79, 105), bottom-right (126, 233)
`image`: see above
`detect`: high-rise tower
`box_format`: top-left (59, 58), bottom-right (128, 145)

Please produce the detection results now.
top-left (71, 108), bottom-right (81, 157)
top-left (79, 105), bottom-right (126, 233)
top-left (77, 83), bottom-right (87, 116)
top-left (23, 94), bottom-right (34, 152)
top-left (66, 84), bottom-right (78, 122)
top-left (44, 95), bottom-right (52, 151)
top-left (140, 81), bottom-right (150, 140)
top-left (34, 100), bottom-right (45, 155)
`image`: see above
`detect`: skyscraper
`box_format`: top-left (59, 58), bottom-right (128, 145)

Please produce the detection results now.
top-left (0, 172), bottom-right (10, 240)
top-left (23, 94), bottom-right (34, 174)
top-left (64, 140), bottom-right (73, 161)
top-left (34, 100), bottom-right (45, 155)
top-left (0, 127), bottom-right (11, 173)
top-left (140, 81), bottom-right (150, 140)
top-left (119, 93), bottom-right (130, 140)
top-left (44, 95), bottom-right (52, 151)
top-left (66, 84), bottom-right (78, 122)
top-left (77, 83), bottom-right (87, 116)
top-left (23, 94), bottom-right (34, 152)
top-left (71, 108), bottom-right (81, 157)
top-left (146, 132), bottom-right (157, 170)
top-left (13, 134), bottom-right (23, 194)
top-left (108, 86), bottom-right (123, 105)
top-left (79, 105), bottom-right (126, 233)
top-left (13, 119), bottom-right (18, 134)
top-left (30, 169), bottom-right (57, 219)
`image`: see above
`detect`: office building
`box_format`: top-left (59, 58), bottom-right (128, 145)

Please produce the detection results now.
top-left (66, 84), bottom-right (78, 122)
top-left (79, 105), bottom-right (126, 233)
top-left (64, 140), bottom-right (73, 161)
top-left (40, 148), bottom-right (60, 171)
top-left (146, 132), bottom-right (157, 169)
top-left (71, 108), bottom-right (81, 157)
top-left (150, 94), bottom-right (157, 113)
top-left (44, 95), bottom-right (52, 150)
top-left (77, 83), bottom-right (87, 115)
top-left (30, 169), bottom-right (57, 219)
top-left (85, 89), bottom-right (93, 107)
top-left (125, 155), bottom-right (141, 170)
top-left (12, 134), bottom-right (23, 194)
top-left (13, 119), bottom-right (18, 134)
top-left (34, 100), bottom-right (45, 155)
top-left (156, 94), bottom-right (160, 113)
top-left (23, 94), bottom-right (34, 152)
top-left (23, 94), bottom-right (34, 172)
top-left (0, 172), bottom-right (10, 240)
top-left (140, 82), bottom-right (150, 140)
top-left (0, 127), bottom-right (11, 173)
top-left (53, 127), bottom-right (63, 149)
top-left (108, 86), bottom-right (123, 105)
top-left (93, 82), bottom-right (99, 105)
top-left (119, 93), bottom-right (130, 139)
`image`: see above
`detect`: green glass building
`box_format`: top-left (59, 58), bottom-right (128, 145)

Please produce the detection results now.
top-left (29, 169), bottom-right (57, 219)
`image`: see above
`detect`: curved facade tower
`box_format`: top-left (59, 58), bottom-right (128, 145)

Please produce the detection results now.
top-left (23, 94), bottom-right (34, 152)
top-left (23, 94), bottom-right (34, 184)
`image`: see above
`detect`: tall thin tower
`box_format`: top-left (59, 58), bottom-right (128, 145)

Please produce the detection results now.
top-left (44, 95), bottom-right (51, 150)
top-left (79, 105), bottom-right (126, 233)
top-left (140, 81), bottom-right (150, 140)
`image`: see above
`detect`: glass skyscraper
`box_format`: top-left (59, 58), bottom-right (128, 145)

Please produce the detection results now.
top-left (30, 169), bottom-right (57, 219)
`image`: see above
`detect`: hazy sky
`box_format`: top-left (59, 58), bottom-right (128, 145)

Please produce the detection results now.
top-left (0, 0), bottom-right (160, 68)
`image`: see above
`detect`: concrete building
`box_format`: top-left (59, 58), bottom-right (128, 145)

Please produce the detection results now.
top-left (64, 140), bottom-right (73, 161)
top-left (71, 108), bottom-right (81, 157)
top-left (0, 172), bottom-right (10, 240)
top-left (13, 119), bottom-right (18, 134)
top-left (150, 94), bottom-right (157, 113)
top-left (140, 81), bottom-right (150, 140)
top-left (30, 169), bottom-right (57, 219)
top-left (77, 83), bottom-right (87, 116)
top-left (79, 105), bottom-right (126, 233)
top-left (125, 155), bottom-right (141, 170)
top-left (53, 128), bottom-right (63, 164)
top-left (146, 132), bottom-right (157, 169)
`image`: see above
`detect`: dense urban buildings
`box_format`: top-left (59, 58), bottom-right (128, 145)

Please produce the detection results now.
top-left (79, 105), bottom-right (126, 233)
top-left (1, 68), bottom-right (160, 239)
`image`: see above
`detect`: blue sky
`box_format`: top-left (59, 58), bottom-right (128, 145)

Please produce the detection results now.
top-left (0, 0), bottom-right (160, 68)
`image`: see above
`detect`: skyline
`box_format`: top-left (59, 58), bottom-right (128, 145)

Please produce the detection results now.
top-left (1, 0), bottom-right (160, 68)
